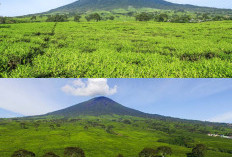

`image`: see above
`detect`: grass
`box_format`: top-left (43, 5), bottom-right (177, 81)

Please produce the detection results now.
top-left (0, 116), bottom-right (232, 157)
top-left (0, 21), bottom-right (232, 77)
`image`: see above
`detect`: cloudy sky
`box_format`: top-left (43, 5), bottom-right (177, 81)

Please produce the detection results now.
top-left (0, 0), bottom-right (232, 16)
top-left (0, 79), bottom-right (232, 123)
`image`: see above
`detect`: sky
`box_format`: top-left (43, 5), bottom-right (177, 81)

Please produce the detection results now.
top-left (0, 0), bottom-right (232, 17)
top-left (0, 78), bottom-right (232, 124)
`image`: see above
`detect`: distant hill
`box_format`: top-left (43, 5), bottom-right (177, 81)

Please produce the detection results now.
top-left (44, 97), bottom-right (226, 126)
top-left (46, 96), bottom-right (163, 118)
top-left (47, 0), bottom-right (227, 13)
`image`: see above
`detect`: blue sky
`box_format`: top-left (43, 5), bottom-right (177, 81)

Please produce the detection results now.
top-left (0, 79), bottom-right (232, 123)
top-left (0, 0), bottom-right (232, 16)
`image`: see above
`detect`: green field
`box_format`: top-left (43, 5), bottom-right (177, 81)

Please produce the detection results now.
top-left (1, 21), bottom-right (232, 78)
top-left (0, 116), bottom-right (232, 157)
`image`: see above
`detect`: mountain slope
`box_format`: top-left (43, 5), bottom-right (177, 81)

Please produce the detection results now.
top-left (46, 96), bottom-right (160, 118)
top-left (47, 0), bottom-right (215, 13)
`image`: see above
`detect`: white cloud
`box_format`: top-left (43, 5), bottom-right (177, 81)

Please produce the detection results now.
top-left (208, 112), bottom-right (232, 123)
top-left (62, 79), bottom-right (117, 97)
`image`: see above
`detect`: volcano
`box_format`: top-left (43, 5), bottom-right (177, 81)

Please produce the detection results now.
top-left (47, 0), bottom-right (219, 13)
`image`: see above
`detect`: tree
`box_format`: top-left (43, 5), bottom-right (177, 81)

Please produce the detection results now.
top-left (136, 13), bottom-right (153, 21)
top-left (108, 16), bottom-right (115, 20)
top-left (46, 15), bottom-right (68, 22)
top-left (0, 17), bottom-right (6, 24)
top-left (213, 16), bottom-right (223, 21)
top-left (90, 13), bottom-right (101, 22)
top-left (34, 123), bottom-right (40, 131)
top-left (85, 13), bottom-right (101, 22)
top-left (139, 148), bottom-right (156, 157)
top-left (12, 149), bottom-right (35, 157)
top-left (42, 152), bottom-right (60, 157)
top-left (123, 119), bottom-right (131, 124)
top-left (31, 16), bottom-right (37, 21)
top-left (20, 122), bottom-right (27, 129)
top-left (64, 147), bottom-right (85, 157)
top-left (74, 14), bottom-right (81, 22)
top-left (156, 14), bottom-right (168, 22)
top-left (50, 124), bottom-right (55, 130)
top-left (156, 146), bottom-right (172, 157)
top-left (84, 126), bottom-right (88, 130)
top-left (116, 154), bottom-right (124, 157)
top-left (192, 144), bottom-right (207, 157)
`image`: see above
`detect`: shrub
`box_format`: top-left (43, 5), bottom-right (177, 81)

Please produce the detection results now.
top-left (12, 149), bottom-right (35, 157)
top-left (74, 15), bottom-right (81, 22)
top-left (123, 119), bottom-right (131, 124)
top-left (64, 147), bottom-right (85, 157)
top-left (85, 13), bottom-right (101, 22)
top-left (156, 146), bottom-right (172, 157)
top-left (42, 152), bottom-right (59, 157)
top-left (46, 15), bottom-right (68, 22)
top-left (139, 148), bottom-right (156, 157)
top-left (192, 144), bottom-right (207, 157)
top-left (136, 13), bottom-right (153, 21)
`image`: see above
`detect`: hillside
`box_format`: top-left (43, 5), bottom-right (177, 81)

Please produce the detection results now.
top-left (46, 96), bottom-right (162, 118)
top-left (1, 97), bottom-right (232, 157)
top-left (44, 97), bottom-right (228, 127)
top-left (47, 0), bottom-right (226, 13)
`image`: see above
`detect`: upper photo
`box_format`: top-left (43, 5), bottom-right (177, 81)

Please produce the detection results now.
top-left (0, 0), bottom-right (232, 78)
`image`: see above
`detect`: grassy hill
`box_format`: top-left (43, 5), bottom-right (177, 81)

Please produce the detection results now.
top-left (0, 97), bottom-right (232, 157)
top-left (0, 115), bottom-right (232, 157)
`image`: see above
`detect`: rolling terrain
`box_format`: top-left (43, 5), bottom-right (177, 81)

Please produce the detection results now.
top-left (0, 97), bottom-right (232, 157)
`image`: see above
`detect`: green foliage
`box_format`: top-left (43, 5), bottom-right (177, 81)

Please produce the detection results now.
top-left (74, 14), bottom-right (82, 22)
top-left (136, 13), bottom-right (153, 21)
top-left (192, 144), bottom-right (207, 157)
top-left (0, 115), bottom-right (232, 157)
top-left (64, 147), bottom-right (85, 157)
top-left (123, 119), bottom-right (131, 124)
top-left (11, 149), bottom-right (35, 157)
top-left (1, 21), bottom-right (232, 78)
top-left (156, 146), bottom-right (172, 157)
top-left (42, 152), bottom-right (60, 157)
top-left (139, 148), bottom-right (156, 157)
top-left (158, 136), bottom-right (195, 148)
top-left (46, 15), bottom-right (68, 22)
top-left (85, 13), bottom-right (101, 22)
top-left (31, 16), bottom-right (37, 21)
top-left (0, 17), bottom-right (6, 24)
top-left (155, 13), bottom-right (168, 22)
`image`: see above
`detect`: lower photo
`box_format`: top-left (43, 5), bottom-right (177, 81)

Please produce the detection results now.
top-left (0, 78), bottom-right (232, 157)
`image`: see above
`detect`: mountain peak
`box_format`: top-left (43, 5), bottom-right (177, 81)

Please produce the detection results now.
top-left (47, 0), bottom-right (201, 13)
top-left (91, 96), bottom-right (112, 101)
top-left (46, 97), bottom-right (155, 118)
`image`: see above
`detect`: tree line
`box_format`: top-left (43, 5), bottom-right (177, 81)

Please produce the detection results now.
top-left (1, 11), bottom-right (232, 24)
top-left (11, 144), bottom-right (207, 157)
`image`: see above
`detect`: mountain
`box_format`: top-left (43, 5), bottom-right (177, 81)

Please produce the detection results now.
top-left (46, 96), bottom-right (166, 119)
top-left (30, 96), bottom-right (227, 127)
top-left (47, 0), bottom-right (223, 13)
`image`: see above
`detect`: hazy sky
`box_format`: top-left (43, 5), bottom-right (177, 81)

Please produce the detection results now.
top-left (0, 0), bottom-right (232, 17)
top-left (0, 79), bottom-right (232, 123)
